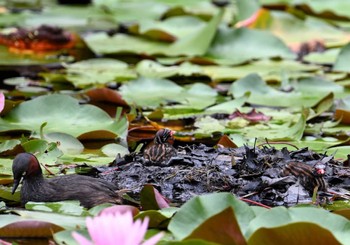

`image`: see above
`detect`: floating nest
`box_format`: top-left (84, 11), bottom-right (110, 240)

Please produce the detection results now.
top-left (99, 144), bottom-right (350, 207)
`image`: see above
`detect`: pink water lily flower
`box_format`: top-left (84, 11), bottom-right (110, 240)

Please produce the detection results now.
top-left (0, 92), bottom-right (4, 113)
top-left (72, 211), bottom-right (163, 245)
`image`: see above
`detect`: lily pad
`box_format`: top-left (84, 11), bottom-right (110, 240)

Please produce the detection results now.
top-left (168, 193), bottom-right (255, 240)
top-left (0, 210), bottom-right (86, 237)
top-left (229, 73), bottom-right (342, 107)
top-left (84, 9), bottom-right (223, 56)
top-left (136, 60), bottom-right (203, 78)
top-left (246, 206), bottom-right (350, 244)
top-left (334, 42), bottom-right (350, 72)
top-left (0, 94), bottom-right (128, 139)
top-left (64, 58), bottom-right (137, 88)
top-left (120, 77), bottom-right (183, 108)
top-left (205, 26), bottom-right (295, 65)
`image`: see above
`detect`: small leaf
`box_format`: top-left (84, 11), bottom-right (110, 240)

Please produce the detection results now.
top-left (101, 143), bottom-right (129, 157)
top-left (140, 185), bottom-right (170, 210)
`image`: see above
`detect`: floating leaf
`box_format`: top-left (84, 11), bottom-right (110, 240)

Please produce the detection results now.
top-left (0, 139), bottom-right (21, 154)
top-left (206, 27), bottom-right (295, 65)
top-left (186, 207), bottom-right (246, 245)
top-left (120, 77), bottom-right (183, 108)
top-left (230, 73), bottom-right (341, 107)
top-left (205, 94), bottom-right (248, 114)
top-left (84, 9), bottom-right (223, 56)
top-left (64, 58), bottom-right (137, 88)
top-left (101, 143), bottom-right (129, 157)
top-left (334, 42), bottom-right (350, 72)
top-left (0, 210), bottom-right (86, 237)
top-left (44, 132), bottom-right (84, 155)
top-left (136, 60), bottom-right (203, 78)
top-left (168, 193), bottom-right (255, 240)
top-left (0, 94), bottom-right (128, 139)
top-left (246, 206), bottom-right (350, 244)
top-left (25, 201), bottom-right (88, 216)
top-left (203, 59), bottom-right (320, 82)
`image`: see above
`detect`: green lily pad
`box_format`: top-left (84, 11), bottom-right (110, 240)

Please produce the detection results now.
top-left (205, 26), bottom-right (295, 65)
top-left (246, 206), bottom-right (350, 244)
top-left (0, 94), bottom-right (128, 139)
top-left (120, 77), bottom-right (183, 108)
top-left (64, 58), bottom-right (137, 88)
top-left (168, 193), bottom-right (255, 240)
top-left (334, 42), bottom-right (350, 72)
top-left (101, 143), bottom-right (129, 157)
top-left (84, 9), bottom-right (223, 56)
top-left (0, 210), bottom-right (86, 237)
top-left (303, 48), bottom-right (340, 64)
top-left (0, 139), bottom-right (21, 154)
top-left (203, 59), bottom-right (320, 82)
top-left (229, 73), bottom-right (342, 107)
top-left (136, 60), bottom-right (203, 78)
top-left (25, 201), bottom-right (89, 216)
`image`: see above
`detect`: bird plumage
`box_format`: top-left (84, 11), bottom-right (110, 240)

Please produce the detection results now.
top-left (143, 128), bottom-right (177, 165)
top-left (12, 153), bottom-right (122, 209)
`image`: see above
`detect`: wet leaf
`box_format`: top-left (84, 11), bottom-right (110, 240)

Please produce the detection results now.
top-left (334, 42), bottom-right (350, 72)
top-left (0, 94), bottom-right (128, 139)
